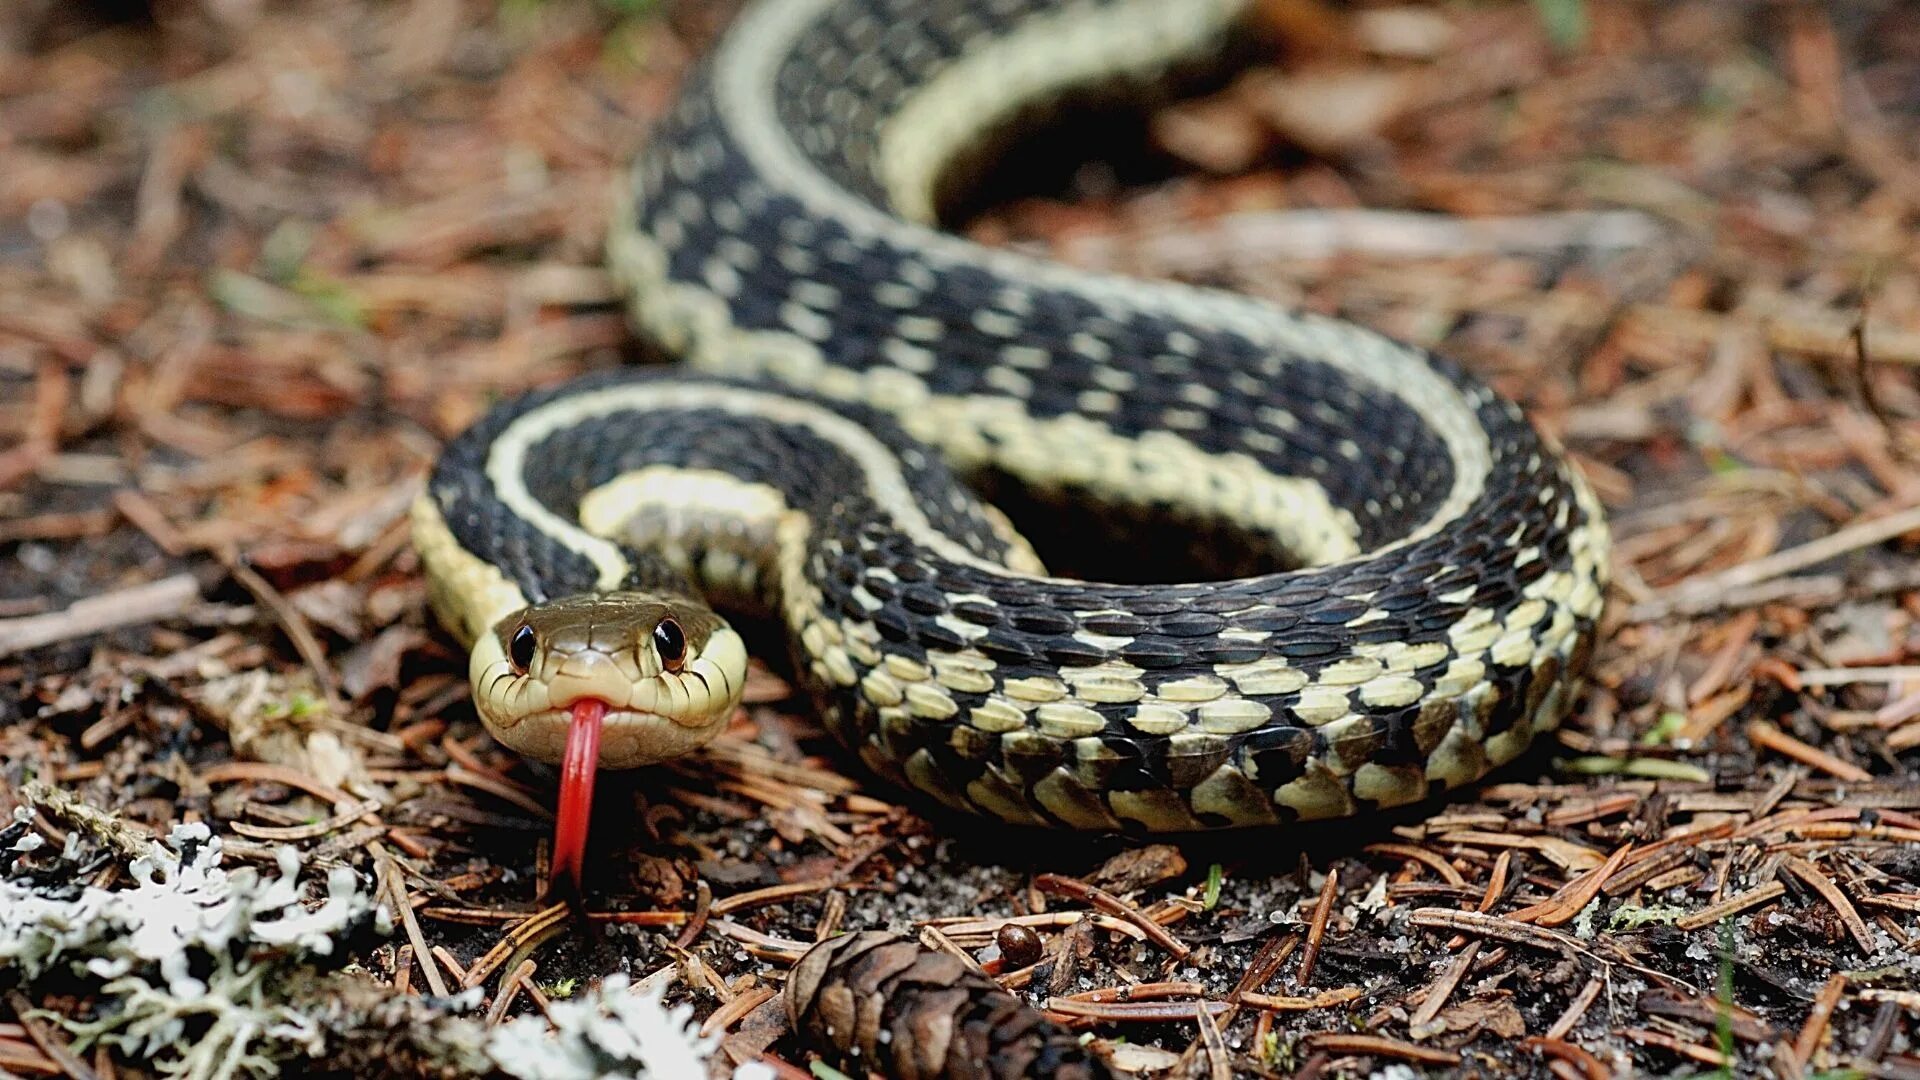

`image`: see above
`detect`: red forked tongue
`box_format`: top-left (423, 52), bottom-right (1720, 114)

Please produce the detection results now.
top-left (550, 698), bottom-right (606, 895)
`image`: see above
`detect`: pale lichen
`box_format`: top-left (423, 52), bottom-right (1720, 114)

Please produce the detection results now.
top-left (1, 799), bottom-right (744, 1080)
top-left (487, 974), bottom-right (716, 1080)
top-left (0, 813), bottom-right (379, 1080)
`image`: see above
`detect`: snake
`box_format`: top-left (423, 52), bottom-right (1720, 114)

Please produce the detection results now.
top-left (410, 0), bottom-right (1611, 863)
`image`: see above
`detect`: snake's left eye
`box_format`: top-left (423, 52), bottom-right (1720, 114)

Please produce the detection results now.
top-left (508, 624), bottom-right (536, 673)
top-left (653, 617), bottom-right (686, 672)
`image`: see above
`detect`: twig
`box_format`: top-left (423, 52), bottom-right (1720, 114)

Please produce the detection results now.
top-left (421, 906), bottom-right (687, 926)
top-left (1747, 721), bottom-right (1873, 783)
top-left (1523, 1037), bottom-right (1611, 1080)
top-left (1508, 842), bottom-right (1634, 927)
top-left (709, 919), bottom-right (811, 962)
top-left (924, 911), bottom-right (1149, 944)
top-left (673, 879), bottom-right (712, 949)
top-left (0, 574), bottom-right (199, 658)
top-left (699, 986), bottom-right (777, 1039)
top-left (1366, 843), bottom-right (1466, 886)
top-left (1631, 563), bottom-right (1920, 622)
top-left (0, 359), bottom-right (67, 490)
top-left (1639, 988), bottom-right (1773, 1045)
top-left (1858, 1001), bottom-right (1902, 1064)
top-left (1852, 306), bottom-right (1907, 462)
top-left (710, 879), bottom-right (838, 917)
top-left (1236, 987), bottom-right (1364, 1012)
top-left (1545, 975), bottom-right (1605, 1040)
top-left (0, 508), bottom-right (116, 544)
top-left (0, 1037), bottom-right (60, 1076)
top-left (1409, 909), bottom-right (1594, 962)
top-left (1793, 665), bottom-right (1920, 687)
top-left (484, 959), bottom-right (536, 1025)
top-left (443, 764), bottom-right (553, 820)
top-left (1044, 998), bottom-right (1230, 1023)
top-left (1633, 503), bottom-right (1920, 620)
top-left (1064, 209), bottom-right (1663, 272)
top-left (1032, 873), bottom-right (1191, 960)
top-left (1481, 851), bottom-right (1512, 913)
top-left (1620, 1027), bottom-right (1727, 1068)
top-left (1301, 1033), bottom-right (1458, 1067)
top-left (1407, 941), bottom-right (1479, 1032)
top-left (1780, 858), bottom-right (1875, 954)
top-left (200, 761), bottom-right (364, 810)
top-left (917, 925), bottom-right (992, 979)
top-left (379, 851), bottom-right (450, 999)
top-left (6, 990), bottom-right (98, 1080)
top-left (1297, 868), bottom-right (1338, 987)
top-left (463, 903), bottom-right (568, 989)
top-left (224, 554), bottom-right (342, 707)
top-left (1673, 881), bottom-right (1786, 932)
top-left (1858, 988), bottom-right (1920, 1011)
top-left (1193, 999), bottom-right (1231, 1080)
top-left (1228, 933), bottom-right (1299, 1003)
top-left (1790, 974), bottom-right (1848, 1070)
top-left (1063, 982), bottom-right (1207, 1004)
top-left (1443, 849), bottom-right (1515, 950)
top-left (229, 798), bottom-right (383, 841)
top-left (429, 947), bottom-right (471, 984)
top-left (109, 489), bottom-right (188, 556)
top-left (1753, 769), bottom-right (1802, 820)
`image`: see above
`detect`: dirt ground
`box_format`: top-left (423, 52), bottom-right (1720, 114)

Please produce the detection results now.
top-left (3, 0), bottom-right (1919, 1077)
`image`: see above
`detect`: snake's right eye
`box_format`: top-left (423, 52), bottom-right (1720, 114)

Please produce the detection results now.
top-left (508, 624), bottom-right (536, 673)
top-left (653, 616), bottom-right (686, 672)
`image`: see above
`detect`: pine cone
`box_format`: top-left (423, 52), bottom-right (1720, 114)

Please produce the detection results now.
top-left (785, 932), bottom-right (1111, 1080)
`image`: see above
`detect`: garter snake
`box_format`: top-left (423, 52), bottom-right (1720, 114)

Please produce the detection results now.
top-left (412, 0), bottom-right (1611, 857)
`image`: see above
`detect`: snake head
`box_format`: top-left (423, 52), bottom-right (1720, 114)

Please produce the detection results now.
top-left (469, 592), bottom-right (749, 769)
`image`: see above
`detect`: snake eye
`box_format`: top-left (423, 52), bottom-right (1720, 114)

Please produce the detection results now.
top-left (508, 624), bottom-right (536, 674)
top-left (653, 617), bottom-right (686, 672)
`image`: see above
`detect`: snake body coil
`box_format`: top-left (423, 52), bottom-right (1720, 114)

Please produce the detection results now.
top-left (414, 0), bottom-right (1610, 832)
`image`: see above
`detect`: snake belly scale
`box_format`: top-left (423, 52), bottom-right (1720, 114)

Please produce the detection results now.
top-left (413, 0), bottom-right (1611, 832)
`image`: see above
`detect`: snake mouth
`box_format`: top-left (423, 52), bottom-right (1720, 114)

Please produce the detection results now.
top-left (485, 703), bottom-right (726, 768)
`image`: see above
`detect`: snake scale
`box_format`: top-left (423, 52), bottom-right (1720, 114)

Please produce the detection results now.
top-left (412, 0), bottom-right (1611, 837)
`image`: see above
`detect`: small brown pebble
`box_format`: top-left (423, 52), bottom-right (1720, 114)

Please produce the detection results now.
top-left (996, 923), bottom-right (1043, 969)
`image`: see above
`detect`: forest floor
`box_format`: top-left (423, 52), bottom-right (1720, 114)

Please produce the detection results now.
top-left (3, 1), bottom-right (1919, 1077)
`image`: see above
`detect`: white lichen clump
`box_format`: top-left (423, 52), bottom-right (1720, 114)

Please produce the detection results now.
top-left (0, 812), bottom-right (377, 1080)
top-left (3, 806), bottom-right (742, 1080)
top-left (487, 974), bottom-right (719, 1080)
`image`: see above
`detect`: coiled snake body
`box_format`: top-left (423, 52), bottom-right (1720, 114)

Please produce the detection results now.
top-left (414, 0), bottom-right (1610, 836)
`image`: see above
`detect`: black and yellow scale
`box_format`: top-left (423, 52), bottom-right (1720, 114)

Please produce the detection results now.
top-left (412, 0), bottom-right (1611, 833)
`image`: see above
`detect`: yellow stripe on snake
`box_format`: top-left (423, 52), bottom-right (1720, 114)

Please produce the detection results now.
top-left (413, 0), bottom-right (1611, 838)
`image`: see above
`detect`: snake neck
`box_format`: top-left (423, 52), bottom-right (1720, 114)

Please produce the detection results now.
top-left (426, 371), bottom-right (1044, 613)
